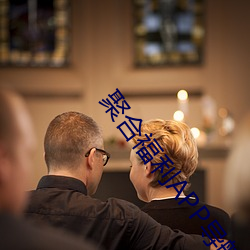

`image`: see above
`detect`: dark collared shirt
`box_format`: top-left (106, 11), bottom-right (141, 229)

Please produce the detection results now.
top-left (142, 199), bottom-right (230, 237)
top-left (25, 175), bottom-right (209, 250)
top-left (0, 212), bottom-right (98, 250)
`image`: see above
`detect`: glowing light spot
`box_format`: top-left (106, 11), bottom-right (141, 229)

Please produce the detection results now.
top-left (177, 90), bottom-right (188, 101)
top-left (173, 110), bottom-right (184, 121)
top-left (191, 127), bottom-right (200, 139)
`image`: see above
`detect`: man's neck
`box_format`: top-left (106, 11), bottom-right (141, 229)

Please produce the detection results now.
top-left (48, 169), bottom-right (85, 184)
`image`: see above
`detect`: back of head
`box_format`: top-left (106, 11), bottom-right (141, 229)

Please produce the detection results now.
top-left (224, 113), bottom-right (250, 215)
top-left (0, 91), bottom-right (17, 151)
top-left (44, 112), bottom-right (102, 172)
top-left (131, 119), bottom-right (198, 189)
top-left (0, 89), bottom-right (35, 215)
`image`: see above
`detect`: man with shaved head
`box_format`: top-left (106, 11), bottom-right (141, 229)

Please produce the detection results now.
top-left (0, 90), bottom-right (97, 250)
top-left (25, 111), bottom-right (224, 250)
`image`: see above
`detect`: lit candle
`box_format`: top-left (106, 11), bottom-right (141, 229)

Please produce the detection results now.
top-left (191, 127), bottom-right (200, 139)
top-left (173, 110), bottom-right (184, 122)
top-left (191, 127), bottom-right (207, 147)
top-left (177, 90), bottom-right (189, 119)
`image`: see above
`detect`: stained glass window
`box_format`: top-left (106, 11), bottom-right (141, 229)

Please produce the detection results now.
top-left (133, 0), bottom-right (205, 66)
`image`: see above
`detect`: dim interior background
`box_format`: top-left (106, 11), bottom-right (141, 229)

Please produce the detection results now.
top-left (0, 0), bottom-right (250, 215)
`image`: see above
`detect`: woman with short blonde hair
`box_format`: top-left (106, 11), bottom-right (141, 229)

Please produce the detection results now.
top-left (129, 119), bottom-right (230, 236)
top-left (131, 119), bottom-right (198, 191)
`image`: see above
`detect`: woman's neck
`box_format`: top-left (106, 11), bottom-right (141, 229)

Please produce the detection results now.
top-left (147, 186), bottom-right (185, 202)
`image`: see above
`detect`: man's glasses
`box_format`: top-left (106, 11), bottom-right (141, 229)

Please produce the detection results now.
top-left (85, 148), bottom-right (111, 166)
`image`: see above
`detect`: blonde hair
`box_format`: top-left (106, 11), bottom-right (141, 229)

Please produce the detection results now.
top-left (224, 114), bottom-right (250, 212)
top-left (131, 119), bottom-right (198, 189)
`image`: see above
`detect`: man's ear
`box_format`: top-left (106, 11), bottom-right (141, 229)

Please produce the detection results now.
top-left (86, 148), bottom-right (96, 170)
top-left (43, 152), bottom-right (50, 174)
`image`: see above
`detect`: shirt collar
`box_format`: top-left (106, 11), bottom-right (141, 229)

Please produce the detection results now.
top-left (151, 196), bottom-right (196, 201)
top-left (151, 196), bottom-right (187, 201)
top-left (37, 175), bottom-right (88, 195)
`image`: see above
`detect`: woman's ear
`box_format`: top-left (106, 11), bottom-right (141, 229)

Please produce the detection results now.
top-left (145, 161), bottom-right (153, 177)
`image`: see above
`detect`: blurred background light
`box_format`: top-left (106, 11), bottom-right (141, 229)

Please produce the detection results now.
top-left (177, 89), bottom-right (188, 101)
top-left (173, 110), bottom-right (184, 121)
top-left (191, 127), bottom-right (200, 139)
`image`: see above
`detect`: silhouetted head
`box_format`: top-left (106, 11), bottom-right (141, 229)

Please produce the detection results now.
top-left (0, 90), bottom-right (35, 215)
